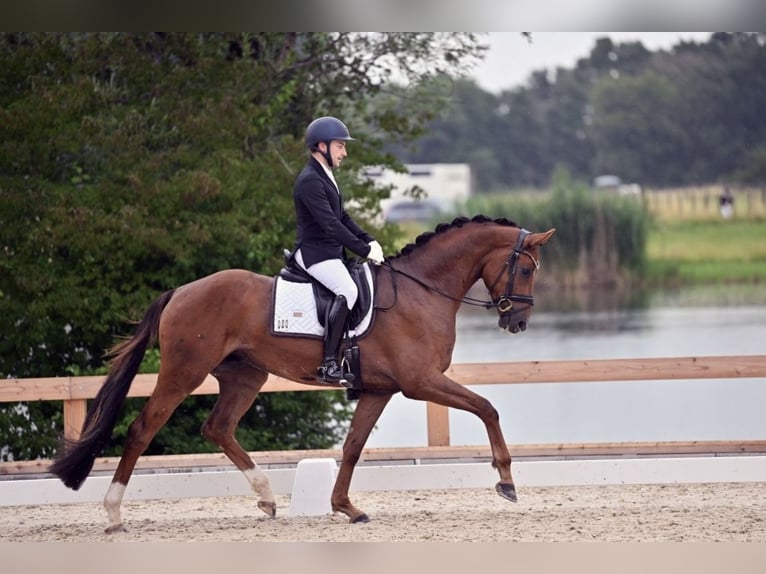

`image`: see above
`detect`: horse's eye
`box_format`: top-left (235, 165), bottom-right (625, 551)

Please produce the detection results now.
top-left (521, 268), bottom-right (532, 277)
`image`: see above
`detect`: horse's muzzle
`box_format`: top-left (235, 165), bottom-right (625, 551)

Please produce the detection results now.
top-left (509, 320), bottom-right (527, 334)
top-left (499, 313), bottom-right (527, 333)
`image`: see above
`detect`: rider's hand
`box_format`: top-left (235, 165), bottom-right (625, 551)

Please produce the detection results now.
top-left (367, 240), bottom-right (385, 265)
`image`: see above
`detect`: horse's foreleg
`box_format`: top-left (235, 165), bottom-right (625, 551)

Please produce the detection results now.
top-left (404, 374), bottom-right (517, 502)
top-left (203, 368), bottom-right (275, 517)
top-left (104, 383), bottom-right (193, 533)
top-left (332, 391), bottom-right (393, 523)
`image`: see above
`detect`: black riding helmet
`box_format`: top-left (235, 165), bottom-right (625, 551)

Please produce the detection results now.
top-left (304, 116), bottom-right (355, 168)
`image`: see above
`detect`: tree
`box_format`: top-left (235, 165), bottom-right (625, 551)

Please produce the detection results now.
top-left (394, 33), bottom-right (766, 190)
top-left (675, 33), bottom-right (766, 184)
top-left (390, 78), bottom-right (506, 190)
top-left (590, 72), bottom-right (689, 185)
top-left (0, 32), bottom-right (486, 460)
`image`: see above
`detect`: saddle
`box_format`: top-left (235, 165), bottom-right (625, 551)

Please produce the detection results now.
top-left (275, 250), bottom-right (373, 400)
top-left (279, 250), bottom-right (373, 330)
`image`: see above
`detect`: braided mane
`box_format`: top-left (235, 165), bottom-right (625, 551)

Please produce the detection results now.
top-left (391, 214), bottom-right (519, 260)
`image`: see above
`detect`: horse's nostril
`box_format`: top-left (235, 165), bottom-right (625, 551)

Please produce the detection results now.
top-left (518, 321), bottom-right (527, 331)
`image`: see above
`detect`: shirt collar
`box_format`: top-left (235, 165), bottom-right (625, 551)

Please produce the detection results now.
top-left (318, 160), bottom-right (338, 191)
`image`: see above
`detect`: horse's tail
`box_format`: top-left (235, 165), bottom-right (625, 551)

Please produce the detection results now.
top-left (49, 289), bottom-right (176, 490)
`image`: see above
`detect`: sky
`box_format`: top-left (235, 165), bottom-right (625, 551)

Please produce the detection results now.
top-left (471, 32), bottom-right (714, 93)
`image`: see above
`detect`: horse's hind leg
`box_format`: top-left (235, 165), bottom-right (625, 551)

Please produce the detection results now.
top-left (104, 375), bottom-right (198, 533)
top-left (204, 365), bottom-right (275, 517)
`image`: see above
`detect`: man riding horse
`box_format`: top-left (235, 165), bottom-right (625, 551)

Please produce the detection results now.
top-left (291, 116), bottom-right (385, 383)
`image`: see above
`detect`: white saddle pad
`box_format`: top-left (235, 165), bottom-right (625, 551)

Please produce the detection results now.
top-left (272, 263), bottom-right (375, 338)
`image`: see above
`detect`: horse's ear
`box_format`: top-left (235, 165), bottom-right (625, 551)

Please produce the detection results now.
top-left (525, 228), bottom-right (556, 248)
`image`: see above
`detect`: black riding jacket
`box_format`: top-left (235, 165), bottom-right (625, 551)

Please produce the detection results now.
top-left (292, 157), bottom-right (374, 267)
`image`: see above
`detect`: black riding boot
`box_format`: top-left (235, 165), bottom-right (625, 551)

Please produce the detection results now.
top-left (318, 295), bottom-right (355, 384)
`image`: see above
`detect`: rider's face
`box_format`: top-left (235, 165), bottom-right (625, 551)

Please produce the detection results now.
top-left (323, 140), bottom-right (347, 167)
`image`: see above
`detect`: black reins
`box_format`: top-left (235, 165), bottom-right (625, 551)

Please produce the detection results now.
top-left (376, 228), bottom-right (537, 313)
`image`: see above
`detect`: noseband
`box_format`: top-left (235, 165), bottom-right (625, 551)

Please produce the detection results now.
top-left (378, 228), bottom-right (539, 314)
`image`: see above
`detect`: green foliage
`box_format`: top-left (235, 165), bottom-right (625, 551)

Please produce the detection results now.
top-left (734, 147), bottom-right (766, 184)
top-left (0, 402), bottom-right (62, 461)
top-left (0, 32), bottom-right (485, 460)
top-left (591, 72), bottom-right (688, 183)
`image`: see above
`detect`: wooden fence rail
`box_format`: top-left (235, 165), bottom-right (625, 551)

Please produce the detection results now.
top-left (2, 354), bottom-right (764, 455)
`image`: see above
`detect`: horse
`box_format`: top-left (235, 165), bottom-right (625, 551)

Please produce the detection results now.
top-left (49, 214), bottom-right (556, 532)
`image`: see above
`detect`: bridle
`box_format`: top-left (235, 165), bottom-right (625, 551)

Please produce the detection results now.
top-left (377, 228), bottom-right (540, 317)
top-left (484, 228), bottom-right (539, 315)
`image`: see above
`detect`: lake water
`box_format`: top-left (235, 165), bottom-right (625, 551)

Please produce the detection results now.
top-left (364, 284), bottom-right (766, 448)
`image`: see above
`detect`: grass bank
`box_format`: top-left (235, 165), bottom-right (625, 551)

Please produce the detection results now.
top-left (646, 218), bottom-right (766, 284)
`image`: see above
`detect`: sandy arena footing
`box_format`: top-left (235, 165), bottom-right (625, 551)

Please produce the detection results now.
top-left (2, 482), bottom-right (764, 542)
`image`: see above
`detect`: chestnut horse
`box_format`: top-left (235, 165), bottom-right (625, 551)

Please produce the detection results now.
top-left (50, 215), bottom-right (555, 532)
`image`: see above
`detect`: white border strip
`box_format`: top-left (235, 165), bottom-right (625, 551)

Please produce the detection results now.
top-left (2, 456), bottom-right (765, 507)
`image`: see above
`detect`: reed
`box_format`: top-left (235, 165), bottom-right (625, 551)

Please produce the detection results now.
top-left (460, 173), bottom-right (650, 287)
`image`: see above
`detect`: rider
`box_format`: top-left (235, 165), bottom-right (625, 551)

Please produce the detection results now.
top-left (292, 116), bottom-right (385, 382)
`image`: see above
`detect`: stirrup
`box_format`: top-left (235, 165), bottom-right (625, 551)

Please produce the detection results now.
top-left (318, 360), bottom-right (355, 386)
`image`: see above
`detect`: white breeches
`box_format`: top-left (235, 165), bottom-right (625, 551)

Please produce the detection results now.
top-left (296, 250), bottom-right (358, 310)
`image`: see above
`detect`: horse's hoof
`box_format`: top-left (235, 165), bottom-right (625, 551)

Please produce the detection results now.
top-left (104, 523), bottom-right (126, 534)
top-left (495, 482), bottom-right (518, 503)
top-left (258, 500), bottom-right (277, 518)
top-left (350, 513), bottom-right (370, 524)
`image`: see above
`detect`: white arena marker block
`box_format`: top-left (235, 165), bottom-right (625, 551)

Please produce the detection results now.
top-left (288, 458), bottom-right (337, 517)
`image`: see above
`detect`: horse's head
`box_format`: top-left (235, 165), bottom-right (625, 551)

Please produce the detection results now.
top-left (482, 227), bottom-right (556, 333)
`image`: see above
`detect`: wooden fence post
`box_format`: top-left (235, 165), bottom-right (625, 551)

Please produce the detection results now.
top-left (426, 402), bottom-right (450, 447)
top-left (63, 399), bottom-right (87, 441)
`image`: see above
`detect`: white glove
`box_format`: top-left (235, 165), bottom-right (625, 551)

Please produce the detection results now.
top-left (366, 240), bottom-right (385, 265)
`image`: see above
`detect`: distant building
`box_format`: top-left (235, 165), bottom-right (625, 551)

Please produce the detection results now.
top-left (593, 174), bottom-right (622, 191)
top-left (363, 163), bottom-right (473, 223)
top-left (593, 174), bottom-right (642, 197)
